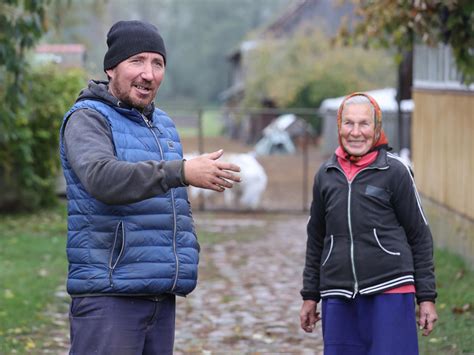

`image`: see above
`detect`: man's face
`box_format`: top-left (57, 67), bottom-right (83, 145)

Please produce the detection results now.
top-left (340, 103), bottom-right (375, 157)
top-left (106, 52), bottom-right (165, 110)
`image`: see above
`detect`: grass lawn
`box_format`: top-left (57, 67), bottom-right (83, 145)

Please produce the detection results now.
top-left (419, 249), bottom-right (474, 354)
top-left (0, 202), bottom-right (68, 353)
top-left (178, 109), bottom-right (223, 138)
top-left (1, 204), bottom-right (473, 353)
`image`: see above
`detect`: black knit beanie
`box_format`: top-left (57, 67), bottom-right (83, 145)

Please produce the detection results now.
top-left (103, 20), bottom-right (166, 71)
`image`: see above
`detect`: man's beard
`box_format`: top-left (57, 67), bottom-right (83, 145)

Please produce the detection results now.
top-left (110, 80), bottom-right (153, 110)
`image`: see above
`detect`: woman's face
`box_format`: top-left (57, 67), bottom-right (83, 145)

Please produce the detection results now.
top-left (340, 103), bottom-right (375, 157)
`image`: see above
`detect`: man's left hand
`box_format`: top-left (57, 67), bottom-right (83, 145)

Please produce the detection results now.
top-left (418, 301), bottom-right (438, 336)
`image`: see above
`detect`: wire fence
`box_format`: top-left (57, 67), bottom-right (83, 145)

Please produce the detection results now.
top-left (163, 106), bottom-right (324, 214)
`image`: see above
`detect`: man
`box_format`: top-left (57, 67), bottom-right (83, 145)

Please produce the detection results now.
top-left (300, 93), bottom-right (437, 355)
top-left (59, 20), bottom-right (240, 354)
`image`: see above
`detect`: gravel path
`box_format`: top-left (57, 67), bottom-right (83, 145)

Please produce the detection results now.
top-left (174, 214), bottom-right (324, 354)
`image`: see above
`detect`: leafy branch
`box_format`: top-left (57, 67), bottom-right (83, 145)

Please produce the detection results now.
top-left (338, 0), bottom-right (474, 84)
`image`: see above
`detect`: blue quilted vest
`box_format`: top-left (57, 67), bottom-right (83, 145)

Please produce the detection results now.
top-left (59, 100), bottom-right (199, 297)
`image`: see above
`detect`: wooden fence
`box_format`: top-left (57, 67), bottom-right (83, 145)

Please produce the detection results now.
top-left (412, 89), bottom-right (473, 220)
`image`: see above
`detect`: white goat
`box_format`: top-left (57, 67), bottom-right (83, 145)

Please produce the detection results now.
top-left (185, 152), bottom-right (268, 210)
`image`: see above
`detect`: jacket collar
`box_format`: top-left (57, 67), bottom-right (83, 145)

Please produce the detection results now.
top-left (325, 148), bottom-right (389, 171)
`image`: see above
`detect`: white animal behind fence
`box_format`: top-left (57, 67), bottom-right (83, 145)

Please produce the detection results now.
top-left (185, 152), bottom-right (268, 210)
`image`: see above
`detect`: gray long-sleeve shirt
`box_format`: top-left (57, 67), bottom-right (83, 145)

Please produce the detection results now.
top-left (64, 108), bottom-right (186, 205)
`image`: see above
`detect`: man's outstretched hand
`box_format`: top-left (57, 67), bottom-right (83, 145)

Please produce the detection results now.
top-left (183, 149), bottom-right (241, 192)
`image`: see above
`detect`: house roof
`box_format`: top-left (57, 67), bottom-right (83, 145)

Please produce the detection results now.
top-left (226, 0), bottom-right (312, 58)
top-left (227, 0), bottom-right (354, 58)
top-left (261, 0), bottom-right (315, 37)
top-left (259, 0), bottom-right (354, 38)
top-left (35, 44), bottom-right (86, 54)
top-left (223, 0), bottom-right (355, 101)
top-left (320, 88), bottom-right (414, 113)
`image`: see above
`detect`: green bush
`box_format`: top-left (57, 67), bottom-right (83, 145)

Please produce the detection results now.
top-left (0, 65), bottom-right (86, 212)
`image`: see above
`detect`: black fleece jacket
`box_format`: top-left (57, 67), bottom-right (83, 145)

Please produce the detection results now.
top-left (301, 149), bottom-right (437, 304)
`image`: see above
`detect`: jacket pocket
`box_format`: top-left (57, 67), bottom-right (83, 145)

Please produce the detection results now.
top-left (320, 234), bottom-right (353, 289)
top-left (365, 185), bottom-right (392, 201)
top-left (372, 229), bottom-right (400, 255)
top-left (321, 235), bottom-right (334, 266)
top-left (70, 297), bottom-right (87, 317)
top-left (355, 228), bottom-right (406, 284)
top-left (70, 297), bottom-right (107, 318)
top-left (108, 220), bottom-right (126, 288)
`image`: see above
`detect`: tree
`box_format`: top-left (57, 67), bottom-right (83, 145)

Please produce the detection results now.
top-left (0, 0), bottom-right (49, 106)
top-left (1, 1), bottom-right (50, 209)
top-left (0, 0), bottom-right (85, 212)
top-left (339, 0), bottom-right (474, 84)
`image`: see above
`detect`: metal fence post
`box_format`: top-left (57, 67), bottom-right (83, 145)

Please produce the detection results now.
top-left (302, 124), bottom-right (309, 213)
top-left (198, 108), bottom-right (205, 211)
top-left (198, 108), bottom-right (204, 154)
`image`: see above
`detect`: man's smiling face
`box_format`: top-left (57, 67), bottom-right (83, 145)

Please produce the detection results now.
top-left (106, 52), bottom-right (165, 110)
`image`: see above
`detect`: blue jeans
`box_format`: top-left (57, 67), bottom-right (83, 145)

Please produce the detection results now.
top-left (69, 295), bottom-right (175, 355)
top-left (322, 293), bottom-right (419, 355)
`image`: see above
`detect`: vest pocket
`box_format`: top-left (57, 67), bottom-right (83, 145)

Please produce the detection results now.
top-left (108, 221), bottom-right (126, 288)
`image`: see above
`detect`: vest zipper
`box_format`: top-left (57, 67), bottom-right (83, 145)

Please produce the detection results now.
top-left (141, 114), bottom-right (164, 156)
top-left (140, 113), bottom-right (180, 293)
top-left (142, 113), bottom-right (162, 134)
top-left (170, 191), bottom-right (179, 292)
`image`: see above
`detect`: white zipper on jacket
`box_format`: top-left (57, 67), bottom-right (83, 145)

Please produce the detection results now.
top-left (331, 163), bottom-right (389, 298)
top-left (141, 113), bottom-right (180, 292)
top-left (346, 181), bottom-right (358, 297)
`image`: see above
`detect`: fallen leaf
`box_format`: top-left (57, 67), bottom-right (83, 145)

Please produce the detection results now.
top-left (451, 303), bottom-right (471, 314)
top-left (25, 339), bottom-right (36, 350)
top-left (38, 268), bottom-right (49, 277)
top-left (454, 269), bottom-right (465, 280)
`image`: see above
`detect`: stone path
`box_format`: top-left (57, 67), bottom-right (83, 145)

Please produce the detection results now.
top-left (174, 214), bottom-right (324, 354)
